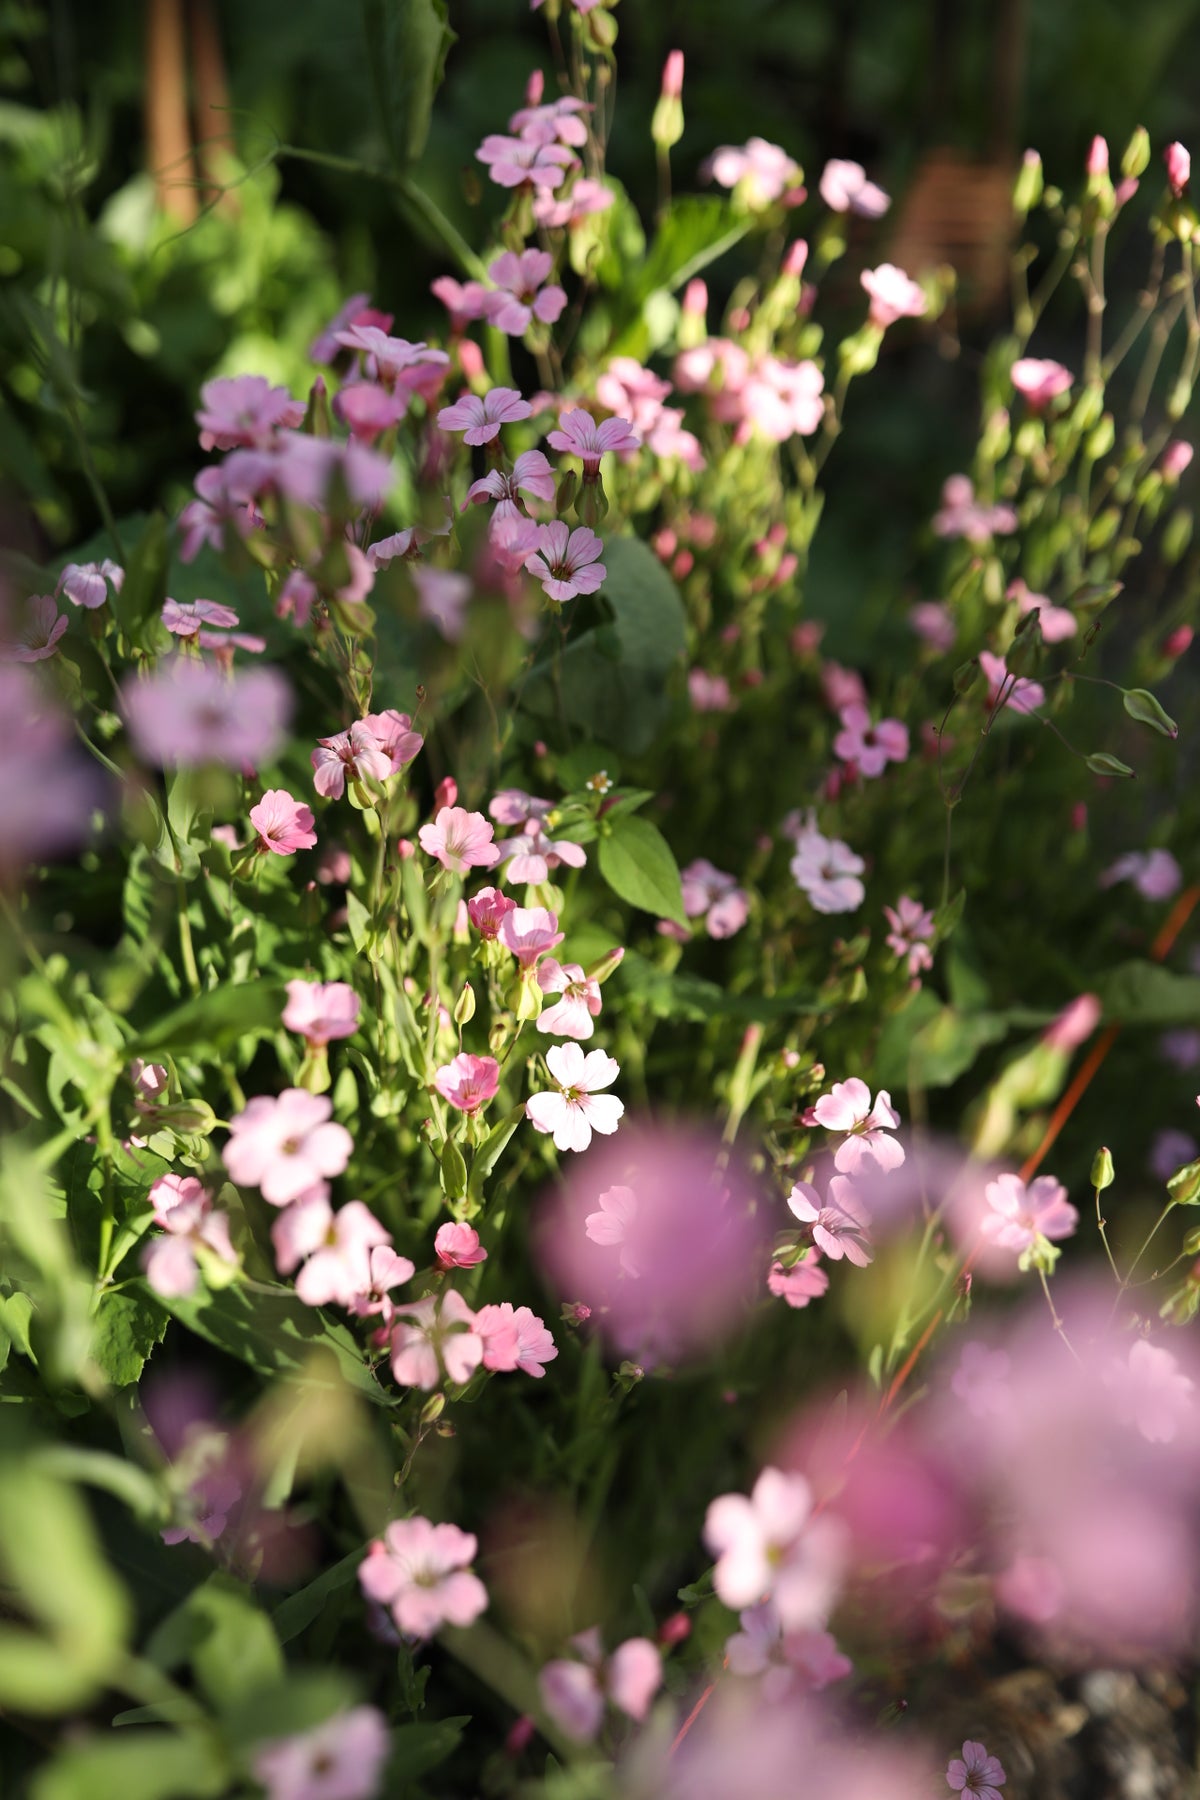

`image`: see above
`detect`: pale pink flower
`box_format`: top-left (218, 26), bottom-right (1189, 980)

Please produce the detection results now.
top-left (334, 380), bottom-right (408, 442)
top-left (282, 980), bottom-right (360, 1046)
top-left (475, 133), bottom-right (576, 190)
top-left (595, 357), bottom-right (672, 433)
top-left (767, 1254), bottom-right (829, 1309)
top-left (1162, 439), bottom-right (1194, 481)
top-left (333, 325), bottom-right (448, 394)
top-left (311, 722), bottom-right (393, 800)
top-left (536, 960), bottom-right (603, 1039)
top-left (789, 827), bottom-right (865, 914)
top-left (499, 904), bottom-right (564, 968)
top-left (271, 1187), bottom-right (334, 1276)
top-left (509, 93), bottom-right (592, 148)
top-left (1007, 578), bottom-right (1077, 642)
top-left (276, 570), bottom-right (317, 627)
top-left (681, 859), bottom-right (750, 938)
top-left (196, 375), bottom-right (303, 451)
top-left (884, 895), bottom-right (936, 976)
top-left (465, 451), bottom-right (556, 521)
top-left (430, 274), bottom-right (492, 328)
top-left (832, 704), bottom-right (909, 775)
top-left (539, 1634), bottom-right (661, 1742)
top-left (704, 1466), bottom-right (846, 1628)
top-left (437, 386), bottom-right (532, 444)
top-left (123, 659), bottom-right (290, 769)
top-left (489, 787), bottom-right (554, 828)
top-left (946, 1740), bottom-right (1006, 1800)
top-left (978, 650), bottom-right (1044, 716)
top-left (909, 600), bottom-right (956, 651)
top-left (250, 789), bottom-right (317, 855)
top-left (786, 1177), bottom-right (874, 1267)
top-left (819, 662), bottom-right (868, 712)
top-left (141, 1173), bottom-right (237, 1297)
top-left (524, 522), bottom-right (606, 602)
top-left (435, 1222), bottom-right (487, 1268)
top-left (467, 885), bottom-right (518, 939)
top-left (347, 1245), bottom-right (418, 1328)
top-left (223, 1089), bottom-right (353, 1206)
top-left (389, 1289), bottom-right (483, 1389)
top-left (950, 1340), bottom-right (1013, 1421)
top-left (932, 474), bottom-right (1018, 543)
top-left (980, 1171), bottom-right (1078, 1254)
top-left (526, 1042), bottom-right (623, 1154)
top-left (419, 806), bottom-right (501, 874)
top-left (359, 1515), bottom-right (487, 1636)
top-left (5, 594), bottom-right (67, 662)
top-left (309, 291), bottom-right (375, 362)
top-left (861, 263), bottom-right (928, 328)
top-left (725, 1602), bottom-right (852, 1700)
top-left (1101, 848), bottom-right (1182, 901)
top-left (689, 669), bottom-right (733, 712)
top-left (584, 1184), bottom-right (640, 1276)
top-left (1104, 1339), bottom-right (1195, 1444)
top-left (1042, 993), bottom-right (1102, 1050)
top-left (819, 158), bottom-right (890, 217)
top-left (433, 1053), bottom-right (500, 1114)
top-left (485, 249), bottom-right (567, 335)
top-left (294, 1201), bottom-right (400, 1309)
top-left (252, 1707), bottom-right (389, 1800)
top-left (57, 557), bottom-right (124, 610)
top-left (359, 708), bottom-right (424, 775)
top-left (474, 1301), bottom-right (557, 1376)
top-left (223, 432), bottom-right (392, 513)
top-left (412, 566), bottom-right (471, 641)
top-left (547, 407), bottom-right (640, 475)
top-left (703, 138), bottom-right (803, 207)
top-left (810, 1078), bottom-right (904, 1174)
top-left (162, 597), bottom-right (241, 638)
top-left (1166, 141), bottom-right (1191, 196)
top-left (496, 824), bottom-right (587, 884)
top-left (737, 356), bottom-right (824, 441)
top-left (1010, 357), bottom-right (1072, 409)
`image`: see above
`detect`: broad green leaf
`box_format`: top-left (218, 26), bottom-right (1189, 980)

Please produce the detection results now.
top-left (362, 0), bottom-right (456, 166)
top-left (89, 1289), bottom-right (168, 1388)
top-left (1098, 961), bottom-right (1200, 1024)
top-left (390, 1717), bottom-right (470, 1781)
top-left (148, 1577), bottom-right (284, 1712)
top-left (272, 1549), bottom-right (363, 1643)
top-left (136, 981), bottom-right (288, 1053)
top-left (597, 815), bottom-right (686, 926)
top-left (0, 1628), bottom-right (104, 1714)
top-left (31, 1731), bottom-right (227, 1800)
top-left (634, 195), bottom-right (753, 301)
top-left (219, 1670), bottom-right (360, 1749)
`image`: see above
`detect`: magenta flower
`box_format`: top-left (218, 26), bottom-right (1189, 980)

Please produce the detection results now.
top-left (789, 826), bottom-right (865, 915)
top-left (465, 451), bottom-right (556, 521)
top-left (539, 1633), bottom-right (661, 1742)
top-left (526, 1043), bottom-right (623, 1153)
top-left (532, 177), bottom-right (615, 230)
top-left (389, 1289), bottom-right (483, 1389)
top-left (496, 824), bottom-right (587, 884)
top-left (476, 133), bottom-right (576, 189)
top-left (1010, 357), bottom-right (1072, 409)
top-left (430, 274), bottom-right (493, 328)
top-left (196, 375), bottom-right (303, 451)
top-left (819, 158), bottom-right (890, 217)
top-left (932, 474), bottom-right (1018, 543)
top-left (884, 895), bottom-right (936, 976)
top-left (861, 263), bottom-right (928, 328)
top-left (5, 594), bottom-right (67, 663)
top-left (252, 1707), bottom-right (390, 1800)
top-left (485, 250), bottom-right (567, 335)
top-left (359, 708), bottom-right (424, 775)
top-left (832, 704), bottom-right (909, 776)
top-left (141, 1174), bottom-right (237, 1298)
top-left (250, 789), bottom-right (318, 856)
top-left (547, 407), bottom-right (640, 476)
top-left (333, 324), bottom-right (448, 394)
top-left (787, 1178), bottom-right (874, 1267)
top-left (681, 859), bottom-right (750, 939)
top-left (909, 600), bottom-right (956, 651)
top-left (1101, 848), bottom-right (1182, 901)
top-left (419, 805), bottom-right (501, 874)
top-left (312, 722), bottom-right (394, 800)
top-left (282, 979), bottom-right (360, 1046)
top-left (474, 1301), bottom-right (557, 1377)
top-left (123, 660), bottom-right (291, 769)
top-left (978, 650), bottom-right (1044, 717)
top-left (703, 137), bottom-right (803, 207)
top-left (433, 1053), bottom-right (500, 1114)
top-left (946, 1740), bottom-right (1006, 1800)
top-left (161, 597), bottom-right (240, 638)
top-left (767, 1254), bottom-right (830, 1309)
top-left (500, 905), bottom-right (564, 968)
top-left (536, 959), bottom-right (603, 1039)
top-left (57, 557), bottom-right (124, 610)
top-left (467, 885), bottom-right (518, 939)
top-left (359, 1515), bottom-right (487, 1637)
top-left (223, 1089), bottom-right (353, 1206)
top-left (293, 1201), bottom-right (401, 1310)
top-left (334, 380), bottom-right (408, 443)
top-left (437, 386), bottom-right (532, 445)
top-left (704, 1466), bottom-right (846, 1628)
top-left (810, 1078), bottom-right (904, 1174)
top-left (980, 1172), bottom-right (1078, 1254)
top-left (435, 1222), bottom-right (487, 1268)
top-left (525, 521), bottom-right (606, 602)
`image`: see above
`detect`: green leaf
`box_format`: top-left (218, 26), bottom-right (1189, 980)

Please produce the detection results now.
top-left (135, 982), bottom-right (288, 1054)
top-left (89, 1289), bottom-right (168, 1388)
top-left (272, 1549), bottom-right (363, 1644)
top-left (597, 815), bottom-right (686, 925)
top-left (219, 1670), bottom-right (361, 1750)
top-left (1122, 686), bottom-right (1179, 738)
top-left (1098, 961), bottom-right (1200, 1024)
top-left (362, 0), bottom-right (456, 167)
top-left (874, 992), bottom-right (1010, 1090)
top-left (390, 1717), bottom-right (470, 1781)
top-left (147, 1577), bottom-right (284, 1712)
top-left (36, 1445), bottom-right (165, 1525)
top-left (467, 1103), bottom-right (526, 1202)
top-left (0, 1628), bottom-right (109, 1714)
top-left (30, 1732), bottom-right (227, 1800)
top-left (634, 196), bottom-right (753, 301)
top-left (111, 513), bottom-right (170, 646)
top-left (616, 952), bottom-right (821, 1023)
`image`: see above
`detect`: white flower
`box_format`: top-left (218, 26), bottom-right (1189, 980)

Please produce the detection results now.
top-left (526, 1043), bottom-right (623, 1153)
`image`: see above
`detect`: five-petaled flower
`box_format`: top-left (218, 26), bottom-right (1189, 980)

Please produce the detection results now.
top-left (810, 1078), bottom-right (904, 1173)
top-left (433, 1053), bottom-right (500, 1114)
top-left (981, 1172), bottom-right (1078, 1255)
top-left (547, 408), bottom-right (640, 477)
top-left (946, 1740), bottom-right (1006, 1800)
top-left (358, 1516), bottom-right (488, 1637)
top-left (223, 1089), bottom-right (354, 1206)
top-left (437, 386), bottom-right (532, 444)
top-left (282, 979), bottom-right (360, 1045)
top-left (787, 1178), bottom-right (874, 1266)
top-left (526, 1042), bottom-right (623, 1153)
top-left (250, 789), bottom-right (318, 855)
top-left (832, 706), bottom-right (909, 777)
top-left (419, 806), bottom-right (501, 874)
top-left (525, 523), bottom-right (607, 602)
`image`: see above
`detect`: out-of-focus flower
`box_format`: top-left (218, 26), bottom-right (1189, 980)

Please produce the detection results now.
top-left (486, 249), bottom-right (567, 334)
top-left (539, 1631), bottom-right (661, 1741)
top-left (196, 375), bottom-right (304, 450)
top-left (819, 158), bottom-right (890, 216)
top-left (141, 1173), bottom-right (237, 1297)
top-left (861, 263), bottom-right (927, 328)
top-left (725, 1602), bottom-right (852, 1700)
top-left (688, 669), bottom-right (733, 712)
top-left (3, 594), bottom-right (68, 662)
top-left (359, 1517), bottom-right (487, 1636)
top-left (496, 824), bottom-right (587, 885)
top-left (932, 475), bottom-right (1018, 543)
top-left (252, 1707), bottom-right (390, 1800)
top-left (473, 1302), bottom-right (557, 1377)
top-left (1007, 578), bottom-right (1077, 642)
top-left (475, 134), bottom-right (576, 191)
top-left (980, 1171), bottom-right (1078, 1255)
top-left (978, 650), bottom-right (1044, 716)
top-left (789, 825), bottom-right (865, 914)
top-left (57, 558), bottom-right (124, 609)
top-left (767, 1254), bottom-right (829, 1308)
top-left (681, 859), bottom-right (750, 938)
top-left (1166, 141), bottom-right (1191, 196)
top-left (292, 1200), bottom-right (400, 1310)
top-left (1010, 357), bottom-right (1072, 409)
top-left (946, 1740), bottom-right (1006, 1799)
top-left (123, 659), bottom-right (291, 768)
top-left (389, 1290), bottom-right (483, 1389)
top-left (223, 1089), bottom-right (353, 1206)
top-left (832, 705), bottom-right (909, 776)
top-left (283, 981), bottom-right (360, 1047)
top-left (884, 895), bottom-right (936, 976)
top-left (1149, 1128), bottom-right (1197, 1181)
top-left (705, 1467), bottom-right (846, 1628)
top-left (909, 600), bottom-right (956, 652)
top-left (1101, 848), bottom-right (1182, 901)
top-left (703, 138), bottom-right (803, 208)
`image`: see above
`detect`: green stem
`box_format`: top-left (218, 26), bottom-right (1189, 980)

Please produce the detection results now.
top-left (274, 144), bottom-right (487, 279)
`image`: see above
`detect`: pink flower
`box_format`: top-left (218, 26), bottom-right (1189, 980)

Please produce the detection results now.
top-left (909, 600), bottom-right (956, 651)
top-left (861, 263), bottom-right (928, 328)
top-left (5, 594), bottom-right (67, 662)
top-left (485, 249), bottom-right (567, 335)
top-left (547, 407), bottom-right (640, 476)
top-left (595, 357), bottom-right (672, 432)
top-left (946, 1740), bottom-right (1006, 1800)
top-left (1007, 578), bottom-right (1077, 643)
top-left (1042, 993), bottom-right (1102, 1050)
top-left (311, 722), bottom-right (393, 800)
top-left (250, 789), bottom-right (318, 855)
top-left (526, 1042), bottom-right (623, 1153)
top-left (1162, 438), bottom-right (1194, 480)
top-left (437, 386), bottom-right (532, 444)
top-left (333, 325), bottom-right (448, 394)
top-left (767, 1254), bottom-right (829, 1309)
top-left (57, 558), bottom-right (124, 609)
top-left (223, 1089), bottom-right (354, 1206)
top-left (524, 522), bottom-right (606, 602)
top-left (196, 375), bottom-right (304, 450)
top-left (359, 1515), bottom-right (487, 1636)
top-left (419, 806), bottom-right (501, 873)
top-left (499, 904), bottom-right (564, 968)
top-left (473, 1302), bottom-right (557, 1376)
top-left (689, 669), bottom-right (733, 712)
top-left (703, 138), bottom-right (803, 207)
top-left (465, 451), bottom-right (556, 522)
top-left (1101, 848), bottom-right (1182, 901)
top-left (1166, 141), bottom-right (1191, 196)
top-left (584, 1184), bottom-right (641, 1276)
top-left (789, 826), bottom-right (865, 914)
top-left (252, 1707), bottom-right (390, 1800)
top-left (539, 1633), bottom-right (662, 1742)
top-left (978, 650), bottom-right (1044, 717)
top-left (704, 1466), bottom-right (845, 1628)
top-left (334, 380), bottom-right (408, 442)
top-left (359, 708), bottom-right (424, 775)
top-left (496, 824), bottom-right (587, 884)
top-left (412, 566), bottom-right (472, 641)
top-left (536, 959), bottom-right (603, 1039)
top-left (810, 1078), bottom-right (904, 1173)
top-left (435, 1222), bottom-right (487, 1268)
top-left (1104, 1339), bottom-right (1195, 1445)
top-left (509, 93), bottom-right (592, 148)
top-left (819, 158), bottom-right (890, 217)
top-left (433, 1053), bottom-right (500, 1114)
top-left (786, 1178), bottom-right (874, 1267)
top-left (980, 1171), bottom-right (1078, 1254)
top-left (737, 356), bottom-right (824, 442)
top-left (475, 133), bottom-right (576, 190)
top-left (832, 704), bottom-right (909, 775)
top-left (532, 176), bottom-right (615, 230)
top-left (293, 1201), bottom-right (401, 1309)
top-left (725, 1603), bottom-right (852, 1701)
top-left (161, 597), bottom-right (241, 638)
top-left (884, 895), bottom-right (936, 976)
top-left (141, 1174), bottom-right (237, 1298)
top-left (467, 885), bottom-right (518, 939)
top-left (123, 659), bottom-right (291, 769)
top-left (489, 787), bottom-right (554, 828)
top-left (932, 474), bottom-right (1018, 543)
top-left (681, 859), bottom-right (750, 938)
top-left (389, 1289), bottom-right (483, 1389)
top-left (282, 980), bottom-right (360, 1046)
top-left (1010, 357), bottom-right (1072, 409)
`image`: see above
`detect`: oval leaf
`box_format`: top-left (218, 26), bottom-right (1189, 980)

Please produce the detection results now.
top-left (597, 815), bottom-right (686, 926)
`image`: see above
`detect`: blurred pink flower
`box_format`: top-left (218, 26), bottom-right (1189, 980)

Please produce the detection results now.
top-left (1166, 141), bottom-right (1191, 196)
top-left (389, 1290), bottom-right (483, 1389)
top-left (705, 1466), bottom-right (846, 1627)
top-left (908, 600), bottom-right (956, 652)
top-left (334, 379), bottom-right (407, 443)
top-left (509, 92), bottom-right (591, 147)
top-left (819, 158), bottom-right (890, 216)
top-left (861, 263), bottom-right (927, 328)
top-left (689, 669), bottom-right (733, 711)
top-left (435, 1222), bottom-right (487, 1268)
top-left (57, 557), bottom-right (124, 609)
top-left (250, 789), bottom-right (317, 855)
top-left (946, 1740), bottom-right (1006, 1799)
top-left (252, 1706), bottom-right (390, 1800)
top-left (333, 325), bottom-right (448, 394)
top-left (123, 659), bottom-right (291, 768)
top-left (584, 1184), bottom-right (641, 1276)
top-left (5, 594), bottom-right (67, 663)
top-left (536, 959), bottom-right (603, 1039)
top-left (539, 1632), bottom-right (661, 1741)
top-left (161, 597), bottom-right (240, 638)
top-left (419, 806), bottom-right (501, 873)
top-left (737, 356), bottom-right (824, 442)
top-left (359, 1516), bottom-right (487, 1636)
top-left (293, 1201), bottom-right (401, 1309)
top-left (932, 475), bottom-right (1018, 543)
top-left (950, 1341), bottom-right (1013, 1421)
top-left (680, 859), bottom-right (750, 938)
top-left (767, 1254), bottom-right (829, 1308)
top-left (142, 1173), bottom-right (237, 1297)
top-left (526, 1043), bottom-right (623, 1153)
top-left (704, 138), bottom-right (803, 207)
top-left (412, 566), bottom-right (471, 642)
top-left (810, 1078), bottom-right (904, 1174)
top-left (496, 824), bottom-right (587, 884)
top-left (1007, 578), bottom-right (1077, 642)
top-left (433, 1053), bottom-right (500, 1114)
top-left (1010, 357), bottom-right (1072, 409)
top-left (223, 1089), bottom-right (353, 1206)
top-left (789, 826), bottom-right (865, 914)
top-left (786, 1177), bottom-right (873, 1267)
top-left (725, 1602), bottom-right (852, 1700)
top-left (476, 134), bottom-right (576, 190)
top-left (196, 375), bottom-right (304, 450)
top-left (1103, 1338), bottom-right (1195, 1444)
top-left (884, 895), bottom-right (936, 976)
top-left (486, 249), bottom-right (567, 334)
top-left (282, 980), bottom-right (360, 1046)
top-left (978, 650), bottom-right (1044, 716)
top-left (1149, 1127), bottom-right (1197, 1180)
top-left (532, 177), bottom-right (615, 229)
top-left (833, 705), bottom-right (909, 775)
top-left (474, 1302), bottom-right (557, 1376)
top-left (980, 1172), bottom-right (1078, 1255)
top-left (1101, 848), bottom-right (1182, 901)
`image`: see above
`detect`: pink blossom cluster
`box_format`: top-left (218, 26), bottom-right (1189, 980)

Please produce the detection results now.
top-left (141, 1173), bottom-right (237, 1298)
top-left (786, 813), bottom-right (865, 914)
top-left (538, 1628), bottom-right (662, 1741)
top-left (312, 709), bottom-right (424, 801)
top-left (680, 858), bottom-right (750, 937)
top-left (675, 340), bottom-right (825, 444)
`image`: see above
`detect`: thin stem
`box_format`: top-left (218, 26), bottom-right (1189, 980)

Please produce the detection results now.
top-left (273, 144), bottom-right (487, 280)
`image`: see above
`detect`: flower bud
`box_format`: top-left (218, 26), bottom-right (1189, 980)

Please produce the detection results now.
top-left (584, 944), bottom-right (626, 984)
top-left (1161, 439), bottom-right (1193, 481)
top-left (652, 51), bottom-right (685, 150)
top-left (953, 658), bottom-right (980, 696)
top-left (1168, 1157), bottom-right (1200, 1205)
top-left (454, 980), bottom-right (477, 1026)
top-left (1090, 1145), bottom-right (1115, 1190)
top-left (525, 68), bottom-right (544, 108)
top-left (1013, 148), bottom-right (1043, 214)
top-left (421, 1391), bottom-right (446, 1425)
top-left (1121, 125), bottom-right (1150, 180)
top-left (1086, 134), bottom-right (1110, 179)
top-left (1166, 141), bottom-right (1191, 197)
top-left (1122, 686), bottom-right (1178, 738)
top-left (1085, 750), bottom-right (1135, 779)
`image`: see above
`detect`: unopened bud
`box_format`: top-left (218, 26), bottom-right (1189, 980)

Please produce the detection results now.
top-left (1013, 148), bottom-right (1043, 214)
top-left (1086, 134), bottom-right (1110, 179)
top-left (1121, 126), bottom-right (1150, 180)
top-left (652, 51), bottom-right (685, 150)
top-left (1168, 1157), bottom-right (1200, 1206)
top-left (585, 944), bottom-right (626, 984)
top-left (1166, 141), bottom-right (1191, 197)
top-left (524, 68), bottom-right (544, 108)
top-left (420, 1391), bottom-right (446, 1425)
top-left (454, 980), bottom-right (477, 1026)
top-left (953, 657), bottom-right (981, 696)
top-left (1090, 1145), bottom-right (1115, 1191)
